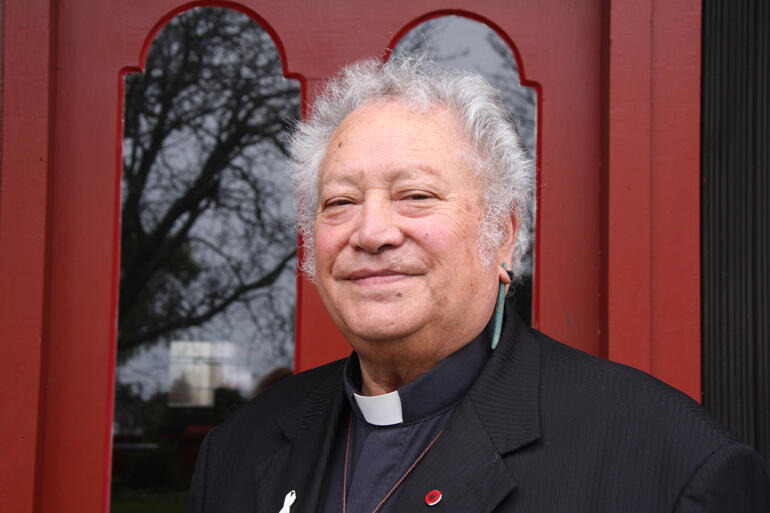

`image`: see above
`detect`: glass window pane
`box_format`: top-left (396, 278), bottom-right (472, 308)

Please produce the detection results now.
top-left (112, 7), bottom-right (299, 511)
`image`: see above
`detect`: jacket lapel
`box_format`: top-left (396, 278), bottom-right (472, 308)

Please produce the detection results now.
top-left (254, 362), bottom-right (349, 513)
top-left (390, 303), bottom-right (542, 513)
top-left (468, 305), bottom-right (542, 457)
top-left (389, 397), bottom-right (517, 513)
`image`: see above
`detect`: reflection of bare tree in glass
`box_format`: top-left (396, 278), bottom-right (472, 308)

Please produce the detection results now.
top-left (482, 33), bottom-right (537, 285)
top-left (118, 7), bottom-right (299, 363)
top-left (393, 17), bottom-right (536, 159)
top-left (394, 18), bottom-right (468, 61)
top-left (483, 33), bottom-right (536, 161)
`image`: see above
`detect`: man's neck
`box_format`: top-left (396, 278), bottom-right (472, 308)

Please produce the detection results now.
top-left (348, 318), bottom-right (490, 396)
top-left (358, 358), bottom-right (436, 395)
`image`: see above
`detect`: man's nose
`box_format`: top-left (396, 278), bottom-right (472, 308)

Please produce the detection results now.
top-left (349, 197), bottom-right (404, 253)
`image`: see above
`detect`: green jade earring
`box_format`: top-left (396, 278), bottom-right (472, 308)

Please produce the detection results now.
top-left (491, 262), bottom-right (508, 350)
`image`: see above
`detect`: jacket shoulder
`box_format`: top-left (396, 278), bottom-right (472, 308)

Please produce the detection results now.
top-left (533, 329), bottom-right (735, 449)
top-left (533, 332), bottom-right (738, 465)
top-left (521, 329), bottom-right (770, 510)
top-left (200, 357), bottom-right (345, 469)
top-left (187, 358), bottom-right (347, 512)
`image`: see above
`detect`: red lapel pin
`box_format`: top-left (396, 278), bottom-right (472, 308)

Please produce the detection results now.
top-left (425, 489), bottom-right (442, 506)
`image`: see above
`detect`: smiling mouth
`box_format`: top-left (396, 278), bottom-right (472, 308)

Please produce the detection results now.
top-left (346, 269), bottom-right (412, 284)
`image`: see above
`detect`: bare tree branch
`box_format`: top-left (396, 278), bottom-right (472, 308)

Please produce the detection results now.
top-left (121, 250), bottom-right (296, 348)
top-left (117, 7), bottom-right (300, 360)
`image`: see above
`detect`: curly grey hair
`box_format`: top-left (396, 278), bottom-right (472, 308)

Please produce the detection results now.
top-left (288, 55), bottom-right (534, 280)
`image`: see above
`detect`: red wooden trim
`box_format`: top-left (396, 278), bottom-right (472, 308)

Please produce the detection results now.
top-left (598, 0), bottom-right (611, 361)
top-left (295, 79), bottom-right (350, 372)
top-left (648, 0), bottom-right (701, 400)
top-left (0, 0), bottom-right (53, 511)
top-left (0, 0), bottom-right (4, 173)
top-left (604, 0), bottom-right (702, 400)
top-left (605, 0), bottom-right (654, 373)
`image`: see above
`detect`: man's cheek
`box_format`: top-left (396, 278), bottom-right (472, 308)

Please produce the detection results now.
top-left (415, 225), bottom-right (465, 259)
top-left (314, 230), bottom-right (345, 265)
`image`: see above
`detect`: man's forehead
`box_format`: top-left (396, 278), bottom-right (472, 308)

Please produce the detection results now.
top-left (323, 101), bottom-right (467, 160)
top-left (319, 164), bottom-right (443, 187)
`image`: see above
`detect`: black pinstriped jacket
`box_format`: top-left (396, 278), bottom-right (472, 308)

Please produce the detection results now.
top-left (188, 300), bottom-right (770, 513)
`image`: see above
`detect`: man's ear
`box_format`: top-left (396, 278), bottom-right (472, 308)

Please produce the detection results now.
top-left (496, 212), bottom-right (519, 284)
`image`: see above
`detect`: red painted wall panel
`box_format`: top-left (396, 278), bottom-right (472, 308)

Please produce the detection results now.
top-left (649, 0), bottom-right (701, 400)
top-left (0, 1), bottom-right (702, 511)
top-left (606, 0), bottom-right (654, 372)
top-left (604, 0), bottom-right (701, 399)
top-left (0, 1), bottom-right (52, 512)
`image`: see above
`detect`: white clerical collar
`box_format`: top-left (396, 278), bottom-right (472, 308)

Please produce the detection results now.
top-left (343, 320), bottom-right (494, 427)
top-left (352, 390), bottom-right (403, 426)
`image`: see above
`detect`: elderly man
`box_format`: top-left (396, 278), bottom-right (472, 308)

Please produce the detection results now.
top-left (188, 57), bottom-right (770, 513)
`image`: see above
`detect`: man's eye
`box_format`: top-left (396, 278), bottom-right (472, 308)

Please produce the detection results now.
top-left (325, 198), bottom-right (353, 208)
top-left (404, 192), bottom-right (431, 201)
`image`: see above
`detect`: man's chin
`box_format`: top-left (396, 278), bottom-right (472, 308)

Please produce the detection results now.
top-left (343, 314), bottom-right (422, 345)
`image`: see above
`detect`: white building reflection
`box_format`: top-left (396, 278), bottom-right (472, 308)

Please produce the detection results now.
top-left (168, 341), bottom-right (253, 406)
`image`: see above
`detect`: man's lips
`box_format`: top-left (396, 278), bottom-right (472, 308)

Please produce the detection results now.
top-left (345, 269), bottom-right (415, 282)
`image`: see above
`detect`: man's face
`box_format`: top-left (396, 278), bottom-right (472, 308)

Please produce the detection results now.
top-left (313, 101), bottom-right (508, 358)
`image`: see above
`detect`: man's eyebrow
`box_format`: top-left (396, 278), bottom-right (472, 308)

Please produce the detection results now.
top-left (320, 173), bottom-right (360, 187)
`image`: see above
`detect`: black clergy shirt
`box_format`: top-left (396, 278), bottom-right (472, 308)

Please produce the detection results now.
top-left (317, 323), bottom-right (493, 513)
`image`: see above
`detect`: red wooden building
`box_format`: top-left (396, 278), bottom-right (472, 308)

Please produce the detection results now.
top-left (1, 0), bottom-right (720, 511)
